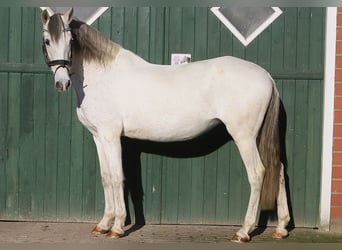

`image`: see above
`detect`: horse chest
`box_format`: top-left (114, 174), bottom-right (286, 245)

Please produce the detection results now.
top-left (76, 107), bottom-right (98, 134)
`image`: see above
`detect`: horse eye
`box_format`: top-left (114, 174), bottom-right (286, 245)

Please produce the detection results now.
top-left (45, 39), bottom-right (50, 46)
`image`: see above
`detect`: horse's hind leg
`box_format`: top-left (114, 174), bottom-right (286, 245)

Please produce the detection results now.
top-left (272, 163), bottom-right (290, 239)
top-left (230, 137), bottom-right (265, 243)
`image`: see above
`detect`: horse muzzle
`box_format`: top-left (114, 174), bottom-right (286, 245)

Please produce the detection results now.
top-left (55, 79), bottom-right (71, 92)
top-left (54, 65), bottom-right (71, 92)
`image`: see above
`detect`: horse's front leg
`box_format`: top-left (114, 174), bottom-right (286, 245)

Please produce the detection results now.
top-left (91, 136), bottom-right (115, 235)
top-left (93, 131), bottom-right (126, 238)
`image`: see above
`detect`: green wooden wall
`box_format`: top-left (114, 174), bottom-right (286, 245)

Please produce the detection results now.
top-left (0, 7), bottom-right (325, 227)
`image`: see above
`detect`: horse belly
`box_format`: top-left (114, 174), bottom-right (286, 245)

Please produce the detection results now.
top-left (123, 115), bottom-right (220, 142)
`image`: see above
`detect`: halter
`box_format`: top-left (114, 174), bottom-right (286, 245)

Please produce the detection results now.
top-left (42, 19), bottom-right (73, 75)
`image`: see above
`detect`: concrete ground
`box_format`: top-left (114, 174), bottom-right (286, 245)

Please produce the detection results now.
top-left (0, 221), bottom-right (342, 244)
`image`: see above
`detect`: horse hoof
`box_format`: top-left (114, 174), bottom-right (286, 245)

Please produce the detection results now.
top-left (271, 230), bottom-right (288, 239)
top-left (231, 234), bottom-right (250, 243)
top-left (106, 230), bottom-right (124, 239)
top-left (91, 226), bottom-right (110, 236)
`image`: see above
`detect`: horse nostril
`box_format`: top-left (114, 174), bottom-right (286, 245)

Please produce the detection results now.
top-left (55, 81), bottom-right (70, 91)
top-left (55, 81), bottom-right (63, 90)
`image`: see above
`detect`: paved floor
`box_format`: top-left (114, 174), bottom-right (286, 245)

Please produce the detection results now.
top-left (0, 221), bottom-right (342, 244)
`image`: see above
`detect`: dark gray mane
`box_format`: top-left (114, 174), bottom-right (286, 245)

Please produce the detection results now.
top-left (48, 15), bottom-right (120, 65)
top-left (70, 19), bottom-right (121, 65)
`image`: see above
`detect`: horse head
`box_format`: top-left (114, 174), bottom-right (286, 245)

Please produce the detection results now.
top-left (41, 8), bottom-right (74, 92)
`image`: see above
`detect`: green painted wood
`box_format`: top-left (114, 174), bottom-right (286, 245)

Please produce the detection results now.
top-left (5, 7), bottom-right (22, 219)
top-left (43, 75), bottom-right (59, 220)
top-left (0, 63), bottom-right (49, 73)
top-left (6, 73), bottom-right (21, 219)
top-left (0, 73), bottom-right (9, 218)
top-left (0, 7), bottom-right (325, 228)
top-left (82, 131), bottom-right (97, 221)
top-left (0, 7), bottom-right (9, 61)
top-left (305, 80), bottom-right (323, 226)
top-left (32, 74), bottom-right (47, 219)
top-left (0, 7), bottom-right (9, 219)
top-left (18, 7), bottom-right (36, 219)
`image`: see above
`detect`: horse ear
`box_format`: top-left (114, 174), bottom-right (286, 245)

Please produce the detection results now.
top-left (41, 9), bottom-right (50, 25)
top-left (63, 8), bottom-right (74, 24)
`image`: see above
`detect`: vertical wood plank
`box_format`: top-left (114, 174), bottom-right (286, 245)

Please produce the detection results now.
top-left (44, 76), bottom-right (59, 220)
top-left (137, 7), bottom-right (151, 61)
top-left (270, 10), bottom-right (285, 72)
top-left (194, 8), bottom-right (207, 61)
top-left (161, 157), bottom-right (179, 223)
top-left (32, 74), bottom-right (47, 219)
top-left (124, 7), bottom-right (138, 52)
top-left (304, 80), bottom-right (323, 226)
top-left (69, 120), bottom-right (84, 220)
top-left (190, 157), bottom-right (205, 223)
top-left (6, 73), bottom-right (21, 219)
top-left (181, 7), bottom-right (195, 57)
top-left (0, 73), bottom-right (9, 218)
top-left (203, 151), bottom-right (218, 224)
top-left (227, 144), bottom-right (246, 224)
top-left (296, 8), bottom-right (310, 72)
top-left (82, 131), bottom-right (97, 220)
top-left (177, 159), bottom-right (192, 224)
top-left (283, 8), bottom-right (297, 72)
top-left (6, 7), bottom-right (22, 219)
top-left (168, 7), bottom-right (182, 56)
top-left (0, 7), bottom-right (9, 219)
top-left (32, 8), bottom-right (48, 219)
top-left (0, 7), bottom-right (9, 61)
top-left (219, 16), bottom-right (233, 56)
top-left (111, 7), bottom-right (125, 45)
top-left (207, 9), bottom-right (220, 59)
top-left (215, 144), bottom-right (230, 223)
top-left (149, 7), bottom-right (165, 65)
top-left (309, 8), bottom-right (325, 72)
top-left (18, 73), bottom-right (35, 219)
top-left (18, 8), bottom-right (35, 219)
top-left (292, 80), bottom-right (309, 226)
top-left (142, 153), bottom-right (163, 224)
top-left (56, 92), bottom-right (72, 219)
top-left (257, 20), bottom-right (271, 70)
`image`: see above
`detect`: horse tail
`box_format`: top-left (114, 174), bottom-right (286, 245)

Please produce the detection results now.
top-left (257, 80), bottom-right (281, 210)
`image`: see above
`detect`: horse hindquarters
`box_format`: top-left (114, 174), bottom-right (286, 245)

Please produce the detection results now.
top-left (226, 83), bottom-right (289, 242)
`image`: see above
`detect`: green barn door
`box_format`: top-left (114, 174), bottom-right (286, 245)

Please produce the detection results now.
top-left (0, 7), bottom-right (324, 228)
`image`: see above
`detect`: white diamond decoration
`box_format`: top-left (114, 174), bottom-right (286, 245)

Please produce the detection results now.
top-left (211, 7), bottom-right (282, 46)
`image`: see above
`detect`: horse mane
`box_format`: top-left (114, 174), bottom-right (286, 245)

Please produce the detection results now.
top-left (69, 19), bottom-right (121, 65)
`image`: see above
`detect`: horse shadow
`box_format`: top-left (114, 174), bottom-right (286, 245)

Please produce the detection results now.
top-left (121, 122), bottom-right (232, 231)
top-left (121, 101), bottom-right (295, 236)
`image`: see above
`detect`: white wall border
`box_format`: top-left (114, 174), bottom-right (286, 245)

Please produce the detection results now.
top-left (320, 7), bottom-right (337, 231)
